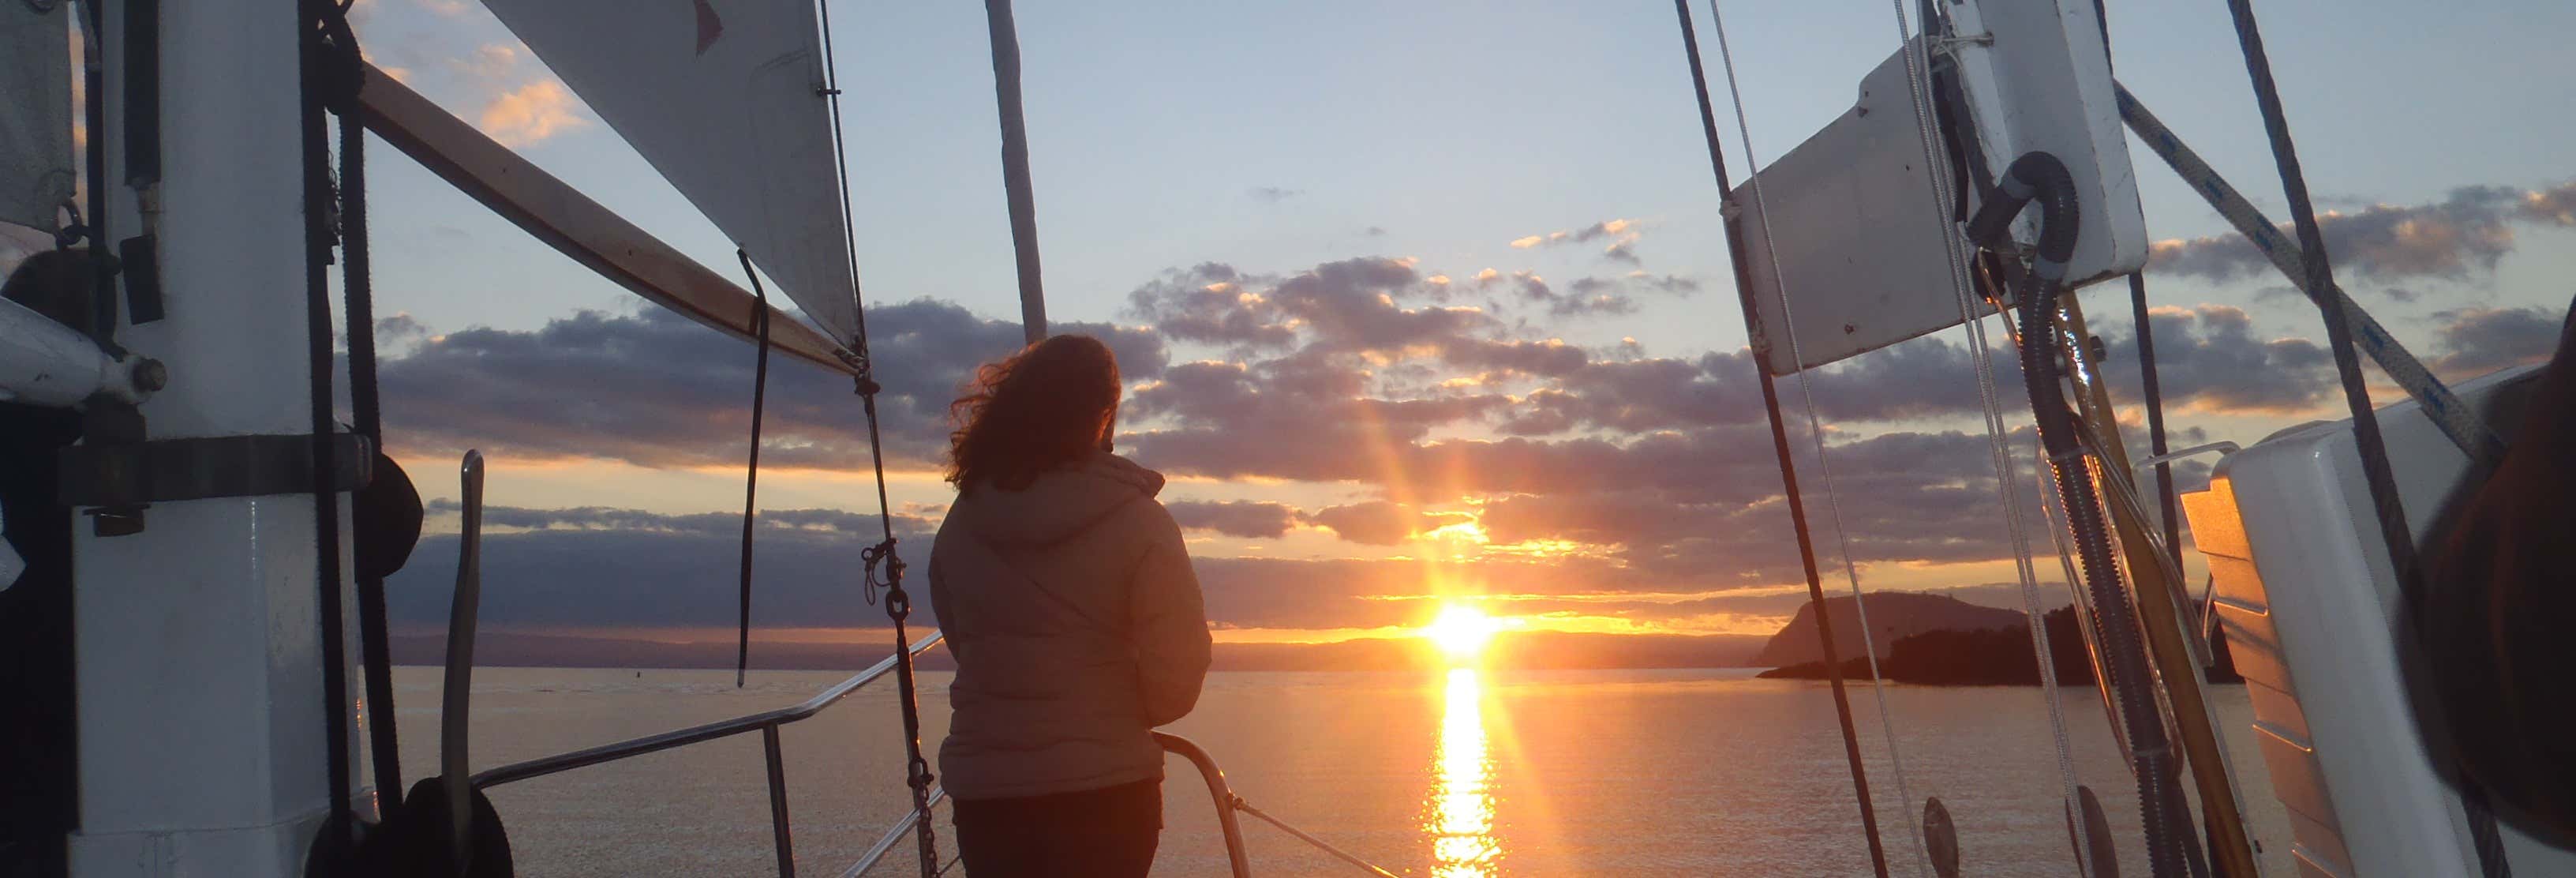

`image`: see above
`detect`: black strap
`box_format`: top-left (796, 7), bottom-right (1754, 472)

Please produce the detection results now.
top-left (297, 0), bottom-right (356, 856)
top-left (735, 250), bottom-right (772, 689)
top-left (309, 2), bottom-right (407, 806)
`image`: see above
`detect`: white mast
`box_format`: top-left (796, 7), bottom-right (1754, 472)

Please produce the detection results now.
top-left (69, 0), bottom-right (359, 872)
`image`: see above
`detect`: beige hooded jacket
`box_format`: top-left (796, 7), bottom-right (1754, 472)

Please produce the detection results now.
top-left (927, 451), bottom-right (1213, 800)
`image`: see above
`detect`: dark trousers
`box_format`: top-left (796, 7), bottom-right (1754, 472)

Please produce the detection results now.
top-left (950, 778), bottom-right (1162, 877)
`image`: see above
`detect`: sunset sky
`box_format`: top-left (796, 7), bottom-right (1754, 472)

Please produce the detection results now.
top-left (333, 0), bottom-right (2576, 652)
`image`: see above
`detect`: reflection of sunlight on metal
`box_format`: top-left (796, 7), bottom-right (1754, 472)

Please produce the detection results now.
top-left (1425, 668), bottom-right (1499, 876)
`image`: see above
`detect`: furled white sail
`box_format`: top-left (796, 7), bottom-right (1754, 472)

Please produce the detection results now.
top-left (1, 3), bottom-right (76, 233)
top-left (482, 0), bottom-right (862, 347)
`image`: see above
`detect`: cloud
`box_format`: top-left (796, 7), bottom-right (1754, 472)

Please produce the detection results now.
top-left (2428, 305), bottom-right (2568, 377)
top-left (380, 500), bottom-right (1712, 634)
top-left (372, 246), bottom-right (2404, 634)
top-left (1511, 273), bottom-right (1700, 319)
top-left (376, 300), bottom-right (1165, 471)
top-left (1522, 275), bottom-right (1631, 317)
top-left (1602, 238), bottom-right (1642, 265)
top-left (386, 504), bottom-right (936, 632)
top-left (2147, 182), bottom-right (2576, 283)
top-left (2525, 185), bottom-right (2576, 226)
top-left (1493, 340), bottom-right (2012, 438)
top-left (1249, 186), bottom-right (1303, 204)
top-left (425, 500), bottom-right (932, 538)
top-left (1166, 501), bottom-right (1300, 539)
top-left (2089, 306), bottom-right (2335, 414)
top-left (1300, 501), bottom-right (1470, 546)
top-left (1510, 218), bottom-right (1638, 250)
top-left (478, 79), bottom-right (589, 147)
top-left (415, 0), bottom-right (471, 16)
top-left (447, 42), bottom-right (591, 148)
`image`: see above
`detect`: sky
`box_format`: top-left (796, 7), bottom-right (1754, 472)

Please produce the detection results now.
top-left (224, 0), bottom-right (2576, 651)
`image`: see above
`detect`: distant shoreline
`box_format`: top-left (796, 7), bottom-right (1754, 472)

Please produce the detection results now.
top-left (391, 628), bottom-right (1773, 674)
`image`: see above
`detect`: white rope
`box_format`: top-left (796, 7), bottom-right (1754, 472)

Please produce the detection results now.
top-left (1879, 2), bottom-right (2095, 874)
top-left (1704, 3), bottom-right (1926, 874)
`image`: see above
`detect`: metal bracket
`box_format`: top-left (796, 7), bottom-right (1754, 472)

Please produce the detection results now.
top-left (59, 433), bottom-right (373, 508)
top-left (2130, 441), bottom-right (2241, 495)
top-left (1932, 32), bottom-right (1994, 57)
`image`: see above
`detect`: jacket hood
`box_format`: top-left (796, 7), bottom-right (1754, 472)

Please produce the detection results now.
top-left (947, 451), bottom-right (1166, 547)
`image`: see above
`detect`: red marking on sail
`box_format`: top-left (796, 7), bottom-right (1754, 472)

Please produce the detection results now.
top-left (694, 0), bottom-right (723, 54)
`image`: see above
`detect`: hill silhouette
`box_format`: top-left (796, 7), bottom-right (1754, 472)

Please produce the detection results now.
top-left (1750, 592), bottom-right (2024, 667)
top-left (1758, 605), bottom-right (2248, 685)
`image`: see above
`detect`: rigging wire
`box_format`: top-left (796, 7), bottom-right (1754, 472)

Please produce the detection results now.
top-left (2218, 2), bottom-right (2511, 874)
top-left (2087, 0), bottom-right (2184, 581)
top-left (1704, 2), bottom-right (1927, 873)
top-left (1666, 2), bottom-right (1892, 874)
top-left (816, 2), bottom-right (941, 871)
top-left (736, 250), bottom-right (773, 689)
top-left (1877, 1), bottom-right (2094, 871)
top-left (2128, 272), bottom-right (2182, 570)
top-left (814, 0), bottom-right (867, 348)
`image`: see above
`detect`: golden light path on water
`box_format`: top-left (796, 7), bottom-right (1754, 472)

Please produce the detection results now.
top-left (1426, 667), bottom-right (1500, 876)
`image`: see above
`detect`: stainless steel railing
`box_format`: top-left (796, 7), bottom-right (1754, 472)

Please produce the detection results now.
top-left (841, 732), bottom-right (1398, 878)
top-left (1153, 731), bottom-right (1255, 878)
top-left (470, 632), bottom-right (944, 876)
top-left (472, 628), bottom-right (1397, 877)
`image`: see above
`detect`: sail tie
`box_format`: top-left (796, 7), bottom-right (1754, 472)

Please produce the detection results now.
top-left (734, 250), bottom-right (773, 689)
top-left (1702, 2), bottom-right (1930, 873)
top-left (298, 0), bottom-right (366, 854)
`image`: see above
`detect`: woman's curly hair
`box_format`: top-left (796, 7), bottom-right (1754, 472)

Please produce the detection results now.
top-left (945, 335), bottom-right (1122, 492)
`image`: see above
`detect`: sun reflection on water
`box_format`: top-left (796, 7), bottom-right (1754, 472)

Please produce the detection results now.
top-left (1425, 667), bottom-right (1499, 876)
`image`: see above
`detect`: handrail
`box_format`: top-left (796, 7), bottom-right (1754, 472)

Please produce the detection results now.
top-left (1153, 731), bottom-right (1402, 878)
top-left (840, 785), bottom-right (949, 878)
top-left (470, 631), bottom-right (945, 790)
top-left (1232, 799), bottom-right (1402, 878)
top-left (1154, 732), bottom-right (1256, 878)
top-left (466, 636), bottom-right (1395, 878)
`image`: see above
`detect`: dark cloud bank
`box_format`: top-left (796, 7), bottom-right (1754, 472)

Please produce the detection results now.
top-left (373, 201), bottom-right (2567, 662)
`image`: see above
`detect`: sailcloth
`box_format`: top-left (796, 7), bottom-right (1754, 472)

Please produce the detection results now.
top-left (483, 0), bottom-right (862, 347)
top-left (1, 3), bottom-right (75, 233)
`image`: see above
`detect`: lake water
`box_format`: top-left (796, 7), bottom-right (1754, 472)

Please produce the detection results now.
top-left (390, 666), bottom-right (2293, 876)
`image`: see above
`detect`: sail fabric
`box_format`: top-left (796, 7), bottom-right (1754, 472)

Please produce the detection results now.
top-left (1, 3), bottom-right (76, 233)
top-left (483, 0), bottom-right (861, 347)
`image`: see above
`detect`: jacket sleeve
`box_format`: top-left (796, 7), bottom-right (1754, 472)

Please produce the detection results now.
top-left (1129, 501), bottom-right (1212, 726)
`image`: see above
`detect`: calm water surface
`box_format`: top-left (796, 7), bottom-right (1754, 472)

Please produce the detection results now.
top-left (391, 666), bottom-right (2290, 876)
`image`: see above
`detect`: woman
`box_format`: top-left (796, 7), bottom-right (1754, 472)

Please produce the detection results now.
top-left (929, 335), bottom-right (1213, 876)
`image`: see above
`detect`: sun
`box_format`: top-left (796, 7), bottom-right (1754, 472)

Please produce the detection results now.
top-left (1423, 605), bottom-right (1500, 660)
